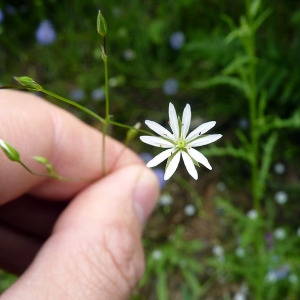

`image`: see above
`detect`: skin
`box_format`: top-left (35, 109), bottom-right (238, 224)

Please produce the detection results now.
top-left (0, 90), bottom-right (159, 299)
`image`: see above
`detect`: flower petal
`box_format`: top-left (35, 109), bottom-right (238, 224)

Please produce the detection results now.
top-left (181, 104), bottom-right (191, 139)
top-left (168, 102), bottom-right (179, 139)
top-left (188, 134), bottom-right (222, 147)
top-left (147, 148), bottom-right (173, 167)
top-left (182, 151), bottom-right (198, 180)
top-left (186, 121), bottom-right (216, 141)
top-left (145, 120), bottom-right (174, 139)
top-left (188, 148), bottom-right (212, 170)
top-left (140, 136), bottom-right (174, 148)
top-left (164, 151), bottom-right (181, 180)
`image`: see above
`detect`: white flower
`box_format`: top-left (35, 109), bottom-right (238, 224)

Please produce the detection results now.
top-left (140, 102), bottom-right (222, 180)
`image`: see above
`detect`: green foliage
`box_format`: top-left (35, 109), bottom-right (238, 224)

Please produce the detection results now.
top-left (212, 197), bottom-right (300, 300)
top-left (0, 270), bottom-right (17, 294)
top-left (139, 226), bottom-right (204, 299)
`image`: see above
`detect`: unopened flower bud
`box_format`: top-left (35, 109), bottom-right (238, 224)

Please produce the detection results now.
top-left (14, 76), bottom-right (43, 91)
top-left (97, 10), bottom-right (107, 37)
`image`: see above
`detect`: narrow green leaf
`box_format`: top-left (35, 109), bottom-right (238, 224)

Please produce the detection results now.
top-left (257, 132), bottom-right (278, 200)
top-left (249, 0), bottom-right (261, 18)
top-left (191, 75), bottom-right (249, 97)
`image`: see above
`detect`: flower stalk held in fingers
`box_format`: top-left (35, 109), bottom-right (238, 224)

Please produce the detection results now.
top-left (140, 103), bottom-right (222, 180)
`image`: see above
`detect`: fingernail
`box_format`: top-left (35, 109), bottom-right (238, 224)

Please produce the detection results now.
top-left (134, 169), bottom-right (159, 228)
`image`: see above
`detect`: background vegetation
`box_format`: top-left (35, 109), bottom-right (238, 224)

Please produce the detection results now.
top-left (1, 0), bottom-right (300, 299)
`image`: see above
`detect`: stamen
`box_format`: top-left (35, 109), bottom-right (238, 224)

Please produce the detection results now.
top-left (181, 123), bottom-right (184, 127)
top-left (199, 132), bottom-right (202, 135)
top-left (168, 121), bottom-right (170, 125)
top-left (159, 144), bottom-right (162, 148)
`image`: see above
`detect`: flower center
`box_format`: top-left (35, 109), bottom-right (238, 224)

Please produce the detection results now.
top-left (176, 139), bottom-right (186, 149)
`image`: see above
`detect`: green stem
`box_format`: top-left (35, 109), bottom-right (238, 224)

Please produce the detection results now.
top-left (102, 39), bottom-right (109, 175)
top-left (40, 88), bottom-right (153, 136)
top-left (110, 120), bottom-right (152, 135)
top-left (42, 89), bottom-right (105, 124)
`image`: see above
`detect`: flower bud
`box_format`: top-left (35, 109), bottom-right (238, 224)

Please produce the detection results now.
top-left (97, 10), bottom-right (107, 37)
top-left (0, 139), bottom-right (21, 162)
top-left (126, 122), bottom-right (141, 144)
top-left (14, 76), bottom-right (43, 91)
top-left (32, 156), bottom-right (50, 164)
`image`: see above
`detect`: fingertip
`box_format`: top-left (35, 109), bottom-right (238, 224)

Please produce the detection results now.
top-left (133, 168), bottom-right (160, 228)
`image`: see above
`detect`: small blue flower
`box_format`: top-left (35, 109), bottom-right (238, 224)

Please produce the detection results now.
top-left (153, 168), bottom-right (166, 189)
top-left (0, 9), bottom-right (4, 23)
top-left (238, 117), bottom-right (249, 130)
top-left (140, 153), bottom-right (166, 188)
top-left (169, 31), bottom-right (185, 50)
top-left (69, 88), bottom-right (85, 101)
top-left (35, 20), bottom-right (56, 45)
top-left (91, 88), bottom-right (105, 101)
top-left (163, 78), bottom-right (178, 95)
top-left (5, 5), bottom-right (16, 15)
top-left (123, 49), bottom-right (136, 61)
top-left (266, 265), bottom-right (289, 283)
top-left (139, 152), bottom-right (153, 163)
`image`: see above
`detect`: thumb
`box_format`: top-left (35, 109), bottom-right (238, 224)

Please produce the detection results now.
top-left (2, 164), bottom-right (159, 300)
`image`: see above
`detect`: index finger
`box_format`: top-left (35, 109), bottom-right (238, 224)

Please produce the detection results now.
top-left (0, 90), bottom-right (142, 204)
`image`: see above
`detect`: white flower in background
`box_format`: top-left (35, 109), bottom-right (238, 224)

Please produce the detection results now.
top-left (212, 245), bottom-right (224, 257)
top-left (274, 162), bottom-right (285, 174)
top-left (247, 209), bottom-right (258, 220)
top-left (212, 245), bottom-right (225, 262)
top-left (184, 204), bottom-right (196, 216)
top-left (159, 193), bottom-right (173, 206)
top-left (235, 247), bottom-right (245, 258)
top-left (274, 191), bottom-right (288, 205)
top-left (151, 249), bottom-right (163, 260)
top-left (289, 274), bottom-right (298, 284)
top-left (274, 228), bottom-right (286, 240)
top-left (140, 103), bottom-right (222, 180)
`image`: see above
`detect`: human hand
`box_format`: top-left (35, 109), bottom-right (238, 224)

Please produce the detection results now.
top-left (0, 90), bottom-right (159, 299)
